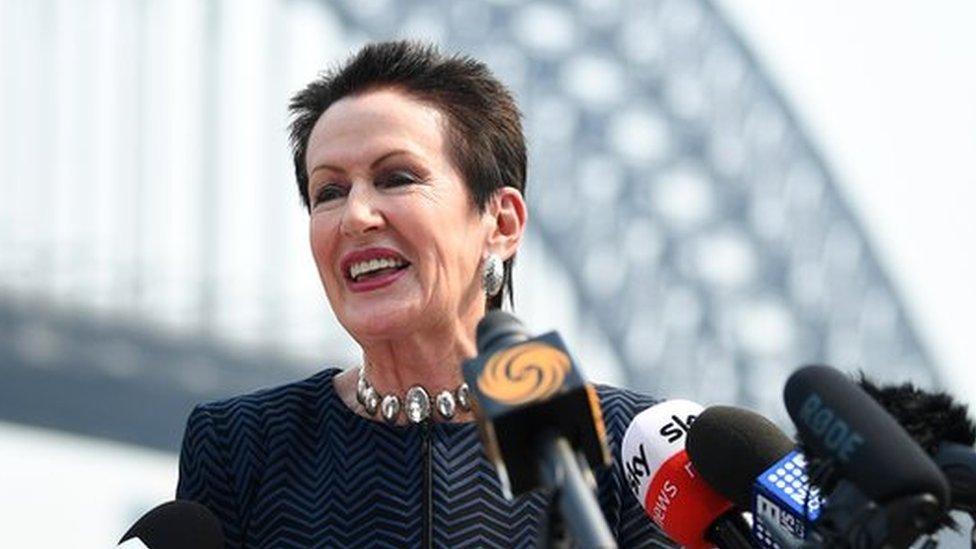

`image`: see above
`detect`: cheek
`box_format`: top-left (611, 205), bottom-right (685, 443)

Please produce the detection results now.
top-left (438, 217), bottom-right (486, 286)
top-left (309, 216), bottom-right (337, 279)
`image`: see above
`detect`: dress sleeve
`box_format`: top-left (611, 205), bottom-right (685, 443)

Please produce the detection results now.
top-left (176, 404), bottom-right (242, 548)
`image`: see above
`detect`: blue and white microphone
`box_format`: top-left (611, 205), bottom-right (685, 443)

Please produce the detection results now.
top-left (686, 405), bottom-right (821, 548)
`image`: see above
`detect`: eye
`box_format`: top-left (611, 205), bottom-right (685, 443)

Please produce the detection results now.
top-left (378, 170), bottom-right (420, 188)
top-left (312, 183), bottom-right (347, 205)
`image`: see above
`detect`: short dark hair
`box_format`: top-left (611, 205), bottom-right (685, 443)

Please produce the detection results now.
top-left (288, 40), bottom-right (525, 310)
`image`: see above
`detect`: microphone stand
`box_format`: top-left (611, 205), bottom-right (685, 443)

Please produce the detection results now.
top-left (706, 513), bottom-right (754, 549)
top-left (537, 430), bottom-right (617, 549)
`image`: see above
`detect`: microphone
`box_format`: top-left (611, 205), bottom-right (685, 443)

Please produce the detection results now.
top-left (118, 500), bottom-right (224, 549)
top-left (784, 364), bottom-right (950, 547)
top-left (621, 399), bottom-right (752, 549)
top-left (686, 405), bottom-right (823, 548)
top-left (934, 442), bottom-right (976, 515)
top-left (462, 310), bottom-right (616, 548)
top-left (784, 365), bottom-right (950, 507)
top-left (685, 405), bottom-right (795, 509)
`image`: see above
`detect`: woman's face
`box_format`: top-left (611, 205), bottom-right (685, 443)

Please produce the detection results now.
top-left (305, 88), bottom-right (489, 341)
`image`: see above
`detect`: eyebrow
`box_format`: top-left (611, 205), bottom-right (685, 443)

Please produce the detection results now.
top-left (309, 149), bottom-right (413, 177)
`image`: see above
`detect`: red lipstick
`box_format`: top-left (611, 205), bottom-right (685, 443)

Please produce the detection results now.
top-left (340, 247), bottom-right (410, 293)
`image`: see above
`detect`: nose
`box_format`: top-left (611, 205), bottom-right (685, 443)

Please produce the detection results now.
top-left (339, 183), bottom-right (385, 237)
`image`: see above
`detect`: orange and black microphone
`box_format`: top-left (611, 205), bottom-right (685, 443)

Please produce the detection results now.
top-left (463, 310), bottom-right (616, 548)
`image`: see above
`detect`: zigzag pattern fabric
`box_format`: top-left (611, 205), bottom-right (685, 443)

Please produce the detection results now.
top-left (177, 368), bottom-right (677, 548)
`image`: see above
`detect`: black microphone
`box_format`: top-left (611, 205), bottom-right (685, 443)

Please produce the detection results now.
top-left (463, 310), bottom-right (616, 548)
top-left (686, 405), bottom-right (821, 548)
top-left (784, 365), bottom-right (950, 507)
top-left (119, 500), bottom-right (224, 549)
top-left (685, 405), bottom-right (795, 510)
top-left (935, 442), bottom-right (976, 516)
top-left (784, 364), bottom-right (950, 547)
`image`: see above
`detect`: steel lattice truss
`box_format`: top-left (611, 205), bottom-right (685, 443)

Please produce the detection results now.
top-left (326, 0), bottom-right (935, 411)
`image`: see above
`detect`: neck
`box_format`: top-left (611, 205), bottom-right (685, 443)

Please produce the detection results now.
top-left (359, 304), bottom-right (483, 396)
top-left (360, 330), bottom-right (473, 394)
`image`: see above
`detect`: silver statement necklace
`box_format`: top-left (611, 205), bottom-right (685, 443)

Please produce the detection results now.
top-left (356, 367), bottom-right (471, 424)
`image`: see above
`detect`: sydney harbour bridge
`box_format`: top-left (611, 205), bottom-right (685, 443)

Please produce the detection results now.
top-left (0, 0), bottom-right (936, 454)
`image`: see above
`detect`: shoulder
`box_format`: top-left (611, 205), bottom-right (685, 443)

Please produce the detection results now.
top-left (178, 368), bottom-right (343, 501)
top-left (185, 368), bottom-right (341, 436)
top-left (193, 368), bottom-right (338, 414)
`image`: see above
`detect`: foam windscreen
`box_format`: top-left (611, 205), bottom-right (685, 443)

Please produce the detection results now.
top-left (685, 405), bottom-right (794, 508)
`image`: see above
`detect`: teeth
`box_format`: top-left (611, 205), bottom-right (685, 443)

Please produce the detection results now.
top-left (349, 257), bottom-right (405, 280)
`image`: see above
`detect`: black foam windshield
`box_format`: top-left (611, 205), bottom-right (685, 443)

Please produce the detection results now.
top-left (686, 405), bottom-right (794, 508)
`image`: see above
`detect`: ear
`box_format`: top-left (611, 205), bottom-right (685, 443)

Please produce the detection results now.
top-left (485, 187), bottom-right (527, 260)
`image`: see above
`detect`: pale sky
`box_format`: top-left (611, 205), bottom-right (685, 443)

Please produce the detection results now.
top-left (716, 0), bottom-right (976, 402)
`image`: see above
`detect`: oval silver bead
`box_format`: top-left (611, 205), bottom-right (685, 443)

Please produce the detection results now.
top-left (435, 390), bottom-right (456, 420)
top-left (456, 383), bottom-right (471, 411)
top-left (380, 395), bottom-right (401, 424)
top-left (363, 386), bottom-right (380, 415)
top-left (356, 374), bottom-right (369, 406)
top-left (405, 386), bottom-right (431, 423)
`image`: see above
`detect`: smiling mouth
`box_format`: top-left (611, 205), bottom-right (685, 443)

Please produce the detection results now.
top-left (346, 257), bottom-right (410, 282)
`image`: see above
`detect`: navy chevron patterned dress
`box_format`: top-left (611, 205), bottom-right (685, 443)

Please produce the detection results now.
top-left (177, 368), bottom-right (678, 548)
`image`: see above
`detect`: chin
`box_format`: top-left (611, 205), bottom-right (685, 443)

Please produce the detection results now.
top-left (340, 301), bottom-right (425, 340)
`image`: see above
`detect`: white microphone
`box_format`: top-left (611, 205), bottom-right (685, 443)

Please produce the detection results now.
top-left (622, 399), bottom-right (751, 549)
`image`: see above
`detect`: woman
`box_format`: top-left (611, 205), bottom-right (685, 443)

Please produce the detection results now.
top-left (177, 40), bottom-right (676, 548)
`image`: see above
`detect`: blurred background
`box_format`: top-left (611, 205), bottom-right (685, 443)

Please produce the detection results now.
top-left (1, 0), bottom-right (974, 545)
